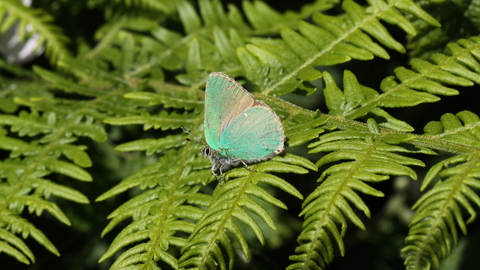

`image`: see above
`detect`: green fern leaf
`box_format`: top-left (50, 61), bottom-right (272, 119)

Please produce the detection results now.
top-left (178, 156), bottom-right (308, 269)
top-left (97, 149), bottom-right (208, 268)
top-left (0, 0), bottom-right (71, 64)
top-left (402, 111), bottom-right (480, 269)
top-left (111, 0), bottom-right (177, 13)
top-left (115, 134), bottom-right (187, 155)
top-left (0, 228), bottom-right (35, 264)
top-left (322, 70), bottom-right (415, 131)
top-left (237, 0), bottom-right (439, 96)
top-left (105, 111), bottom-right (196, 131)
top-left (407, 0), bottom-right (478, 59)
top-left (0, 212), bottom-right (60, 264)
top-left (288, 118), bottom-right (426, 269)
top-left (124, 91), bottom-right (203, 110)
top-left (285, 115), bottom-right (332, 147)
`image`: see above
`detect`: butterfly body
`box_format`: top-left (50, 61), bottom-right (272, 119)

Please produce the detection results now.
top-left (203, 72), bottom-right (285, 178)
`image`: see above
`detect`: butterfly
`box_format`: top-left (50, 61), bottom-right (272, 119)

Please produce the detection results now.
top-left (198, 72), bottom-right (285, 179)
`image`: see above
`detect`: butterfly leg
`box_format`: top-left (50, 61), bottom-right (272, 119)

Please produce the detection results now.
top-left (215, 167), bottom-right (226, 185)
top-left (239, 159), bottom-right (256, 172)
top-left (211, 169), bottom-right (220, 181)
top-left (210, 162), bottom-right (222, 181)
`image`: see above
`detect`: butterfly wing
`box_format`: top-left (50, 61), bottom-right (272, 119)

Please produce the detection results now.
top-left (219, 101), bottom-right (284, 161)
top-left (204, 72), bottom-right (254, 150)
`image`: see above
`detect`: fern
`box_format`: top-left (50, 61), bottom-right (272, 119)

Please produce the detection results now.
top-left (402, 111), bottom-right (480, 270)
top-left (0, 107), bottom-right (99, 264)
top-left (407, 0), bottom-right (480, 59)
top-left (1, 0), bottom-right (480, 269)
top-left (0, 0), bottom-right (71, 64)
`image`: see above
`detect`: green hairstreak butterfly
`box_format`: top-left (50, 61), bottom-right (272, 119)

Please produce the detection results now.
top-left (200, 72), bottom-right (285, 178)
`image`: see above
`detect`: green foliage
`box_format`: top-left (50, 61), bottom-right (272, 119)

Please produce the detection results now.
top-left (0, 0), bottom-right (71, 64)
top-left (402, 111), bottom-right (480, 270)
top-left (1, 0), bottom-right (480, 269)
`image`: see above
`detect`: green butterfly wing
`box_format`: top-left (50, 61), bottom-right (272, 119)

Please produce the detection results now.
top-left (219, 103), bottom-right (284, 161)
top-left (204, 72), bottom-right (254, 150)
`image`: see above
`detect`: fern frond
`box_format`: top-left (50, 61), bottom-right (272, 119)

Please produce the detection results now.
top-left (105, 111), bottom-right (196, 131)
top-left (407, 0), bottom-right (480, 59)
top-left (372, 37), bottom-right (480, 107)
top-left (88, 0), bottom-right (332, 84)
top-left (322, 70), bottom-right (416, 132)
top-left (178, 154), bottom-right (311, 269)
top-left (124, 90), bottom-right (203, 110)
top-left (0, 227), bottom-right (34, 264)
top-left (0, 0), bottom-right (71, 64)
top-left (97, 147), bottom-right (208, 268)
top-left (177, 0), bottom-right (325, 36)
top-left (237, 0), bottom-right (439, 96)
top-left (391, 36), bottom-right (480, 96)
top-left (111, 0), bottom-right (178, 13)
top-left (316, 36), bottom-right (480, 132)
top-left (0, 211), bottom-right (59, 262)
top-left (0, 108), bottom-right (101, 263)
top-left (0, 58), bottom-right (140, 264)
top-left (0, 73), bottom-right (40, 127)
top-left (0, 58), bottom-right (35, 79)
top-left (285, 114), bottom-right (333, 147)
top-left (115, 134), bottom-right (187, 155)
top-left (402, 111), bottom-right (480, 270)
top-left (288, 118), bottom-right (427, 270)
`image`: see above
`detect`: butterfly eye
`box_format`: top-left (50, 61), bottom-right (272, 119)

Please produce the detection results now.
top-left (202, 147), bottom-right (210, 157)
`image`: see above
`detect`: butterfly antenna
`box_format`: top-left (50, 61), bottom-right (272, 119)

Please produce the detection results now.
top-left (181, 127), bottom-right (208, 147)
